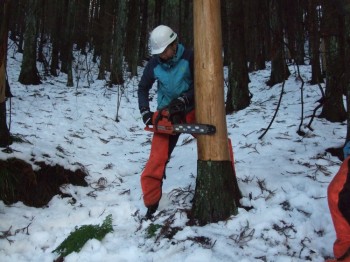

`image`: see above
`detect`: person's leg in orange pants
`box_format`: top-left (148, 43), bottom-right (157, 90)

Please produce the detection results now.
top-left (327, 158), bottom-right (350, 261)
top-left (141, 110), bottom-right (196, 211)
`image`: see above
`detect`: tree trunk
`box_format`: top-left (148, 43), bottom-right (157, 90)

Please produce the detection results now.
top-left (97, 0), bottom-right (111, 80)
top-left (49, 0), bottom-right (61, 77)
top-left (91, 0), bottom-right (102, 63)
top-left (154, 0), bottom-right (162, 25)
top-left (0, 1), bottom-right (12, 147)
top-left (18, 0), bottom-right (41, 85)
top-left (345, 8), bottom-right (350, 142)
top-left (319, 0), bottom-right (346, 122)
top-left (192, 0), bottom-right (239, 226)
top-left (124, 0), bottom-right (140, 77)
top-left (295, 0), bottom-right (305, 65)
top-left (65, 0), bottom-right (75, 87)
top-left (245, 0), bottom-right (267, 72)
top-left (266, 0), bottom-right (290, 87)
top-left (75, 0), bottom-right (89, 54)
top-left (110, 0), bottom-right (127, 85)
top-left (138, 0), bottom-right (149, 64)
top-left (308, 0), bottom-right (324, 84)
top-left (224, 0), bottom-right (251, 114)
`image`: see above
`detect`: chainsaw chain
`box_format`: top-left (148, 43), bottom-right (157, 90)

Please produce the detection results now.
top-left (173, 124), bottom-right (216, 135)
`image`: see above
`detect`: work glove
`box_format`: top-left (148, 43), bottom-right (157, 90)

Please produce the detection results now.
top-left (140, 107), bottom-right (154, 125)
top-left (168, 96), bottom-right (188, 115)
top-left (343, 141), bottom-right (350, 159)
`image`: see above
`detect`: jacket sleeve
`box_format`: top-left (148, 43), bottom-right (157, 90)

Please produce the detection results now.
top-left (138, 60), bottom-right (156, 111)
top-left (339, 160), bottom-right (350, 224)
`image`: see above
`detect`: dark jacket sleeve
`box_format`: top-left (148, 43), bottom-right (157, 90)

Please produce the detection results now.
top-left (339, 160), bottom-right (350, 224)
top-left (138, 59), bottom-right (156, 110)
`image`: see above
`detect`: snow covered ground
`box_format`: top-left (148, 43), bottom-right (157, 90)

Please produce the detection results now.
top-left (0, 49), bottom-right (345, 261)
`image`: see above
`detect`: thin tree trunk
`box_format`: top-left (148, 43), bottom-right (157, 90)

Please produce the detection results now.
top-left (65, 0), bottom-right (75, 87)
top-left (97, 0), bottom-right (111, 80)
top-left (124, 0), bottom-right (140, 77)
top-left (110, 0), bottom-right (127, 85)
top-left (0, 1), bottom-right (12, 147)
top-left (18, 0), bottom-right (41, 85)
top-left (50, 0), bottom-right (61, 77)
top-left (225, 0), bottom-right (251, 113)
top-left (319, 0), bottom-right (346, 122)
top-left (138, 0), bottom-right (149, 64)
top-left (308, 0), bottom-right (324, 84)
top-left (266, 0), bottom-right (290, 87)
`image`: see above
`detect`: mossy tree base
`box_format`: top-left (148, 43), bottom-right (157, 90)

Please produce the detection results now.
top-left (191, 160), bottom-right (240, 226)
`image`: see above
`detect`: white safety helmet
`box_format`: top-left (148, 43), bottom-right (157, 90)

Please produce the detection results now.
top-left (149, 25), bottom-right (177, 55)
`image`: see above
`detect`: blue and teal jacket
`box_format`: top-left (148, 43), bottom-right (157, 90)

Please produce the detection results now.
top-left (138, 43), bottom-right (194, 112)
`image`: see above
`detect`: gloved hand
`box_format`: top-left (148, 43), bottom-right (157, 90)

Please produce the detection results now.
top-left (343, 141), bottom-right (350, 159)
top-left (168, 96), bottom-right (188, 115)
top-left (140, 107), bottom-right (154, 125)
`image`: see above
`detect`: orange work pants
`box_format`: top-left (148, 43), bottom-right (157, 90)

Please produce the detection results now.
top-left (141, 110), bottom-right (196, 207)
top-left (328, 157), bottom-right (350, 259)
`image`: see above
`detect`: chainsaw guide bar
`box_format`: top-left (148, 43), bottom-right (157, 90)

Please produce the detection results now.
top-left (145, 123), bottom-right (216, 135)
top-left (173, 124), bottom-right (216, 135)
top-left (144, 109), bottom-right (216, 135)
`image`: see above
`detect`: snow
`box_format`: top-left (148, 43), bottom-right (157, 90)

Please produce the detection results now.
top-left (0, 48), bottom-right (345, 262)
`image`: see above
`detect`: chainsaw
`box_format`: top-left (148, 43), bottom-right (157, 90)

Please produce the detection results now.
top-left (144, 109), bottom-right (216, 135)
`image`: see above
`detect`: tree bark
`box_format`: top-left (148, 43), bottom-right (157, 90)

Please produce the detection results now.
top-left (49, 0), bottom-right (62, 77)
top-left (308, 0), bottom-right (324, 84)
top-left (138, 0), bottom-right (149, 64)
top-left (0, 1), bottom-right (12, 147)
top-left (266, 0), bottom-right (290, 87)
top-left (97, 0), bottom-right (112, 80)
top-left (192, 0), bottom-right (239, 226)
top-left (245, 0), bottom-right (267, 72)
top-left (345, 8), bottom-right (350, 142)
top-left (319, 0), bottom-right (346, 122)
top-left (18, 0), bottom-right (41, 85)
top-left (65, 0), bottom-right (75, 87)
top-left (110, 0), bottom-right (127, 85)
top-left (224, 0), bottom-right (251, 114)
top-left (124, 0), bottom-right (140, 77)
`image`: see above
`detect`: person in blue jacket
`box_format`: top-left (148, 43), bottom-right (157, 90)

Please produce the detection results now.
top-left (137, 25), bottom-right (195, 218)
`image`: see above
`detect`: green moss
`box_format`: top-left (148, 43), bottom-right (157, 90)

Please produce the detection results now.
top-left (53, 214), bottom-right (113, 258)
top-left (146, 223), bottom-right (162, 238)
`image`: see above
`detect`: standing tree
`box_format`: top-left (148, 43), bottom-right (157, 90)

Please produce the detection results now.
top-left (319, 0), bottom-right (346, 122)
top-left (138, 0), bottom-right (149, 64)
top-left (223, 0), bottom-right (251, 114)
top-left (110, 0), bottom-right (127, 85)
top-left (75, 0), bottom-right (89, 54)
top-left (308, 0), bottom-right (324, 85)
top-left (0, 0), bottom-right (12, 147)
top-left (49, 0), bottom-right (62, 77)
top-left (244, 0), bottom-right (268, 72)
top-left (191, 0), bottom-right (240, 226)
top-left (266, 0), bottom-right (290, 87)
top-left (336, 1), bottom-right (350, 146)
top-left (18, 0), bottom-right (41, 85)
top-left (64, 0), bottom-right (76, 87)
top-left (283, 0), bottom-right (305, 65)
top-left (124, 0), bottom-right (141, 77)
top-left (97, 0), bottom-right (112, 80)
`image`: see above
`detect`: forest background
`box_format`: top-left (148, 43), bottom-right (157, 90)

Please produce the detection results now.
top-left (1, 0), bottom-right (350, 148)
